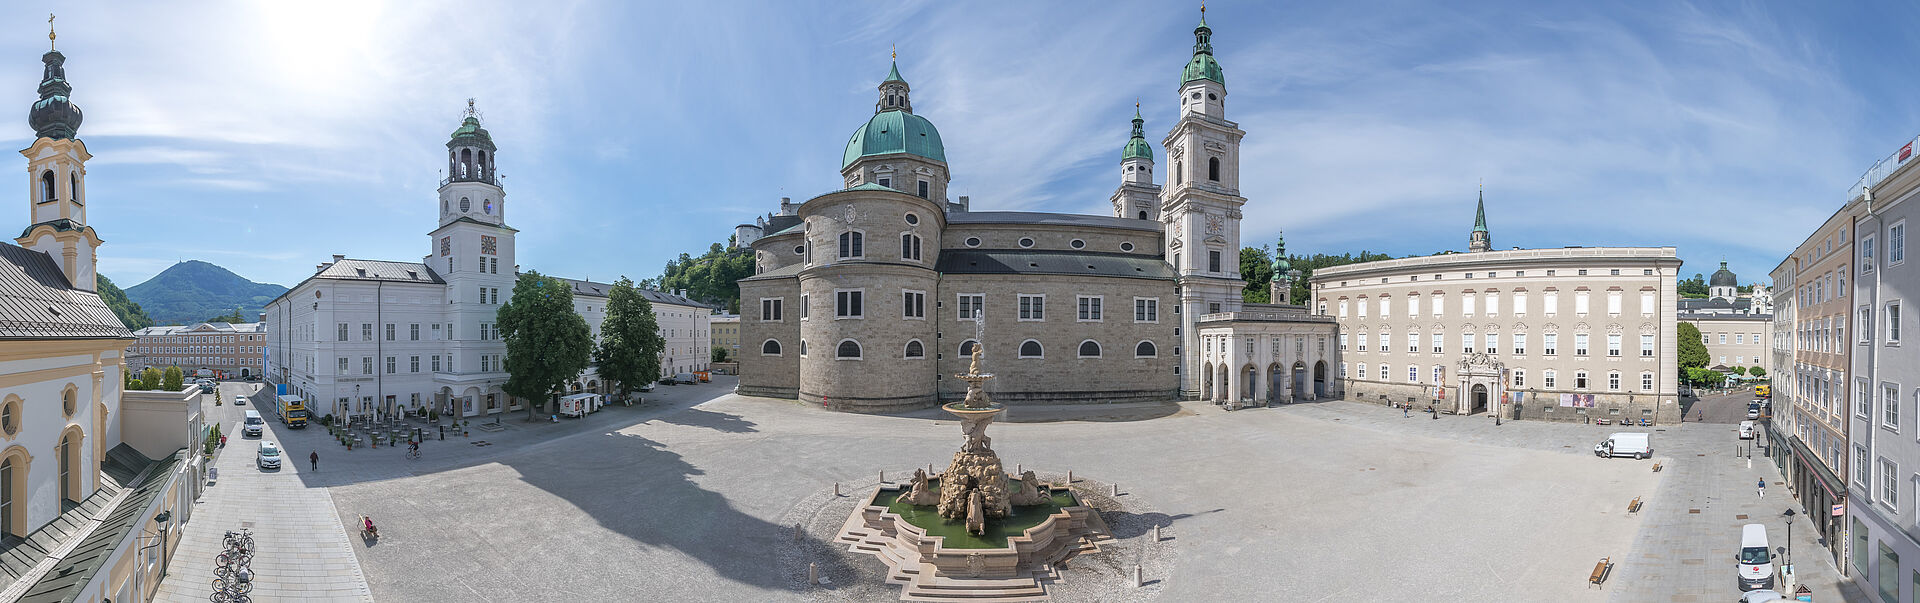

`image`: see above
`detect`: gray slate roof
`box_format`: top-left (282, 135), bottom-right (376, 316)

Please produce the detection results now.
top-left (946, 211), bottom-right (1162, 232)
top-left (739, 263), bottom-right (804, 281)
top-left (0, 243), bottom-right (131, 340)
top-left (314, 259), bottom-right (445, 284)
top-left (19, 446), bottom-right (178, 603)
top-left (134, 322), bottom-right (264, 337)
top-left (554, 277), bottom-right (716, 309)
top-left (936, 249), bottom-right (1176, 280)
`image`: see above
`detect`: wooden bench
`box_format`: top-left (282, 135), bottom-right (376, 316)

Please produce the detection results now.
top-left (1595, 418), bottom-right (1612, 425)
top-left (1651, 463), bottom-right (1662, 473)
top-left (1628, 497), bottom-right (1642, 513)
top-left (1588, 557), bottom-right (1612, 588)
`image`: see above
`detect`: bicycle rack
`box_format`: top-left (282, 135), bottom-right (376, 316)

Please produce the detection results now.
top-left (210, 528), bottom-right (255, 603)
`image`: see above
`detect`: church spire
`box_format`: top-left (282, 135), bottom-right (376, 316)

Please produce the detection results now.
top-left (877, 52), bottom-right (912, 114)
top-left (1468, 187), bottom-right (1492, 252)
top-left (1182, 5), bottom-right (1224, 84)
top-left (29, 15), bottom-right (82, 141)
top-left (1122, 102), bottom-right (1152, 161)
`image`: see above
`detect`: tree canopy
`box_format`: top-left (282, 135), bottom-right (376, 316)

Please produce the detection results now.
top-left (497, 271), bottom-right (594, 419)
top-left (593, 277), bottom-right (666, 399)
top-left (1240, 246), bottom-right (1273, 303)
top-left (1748, 366), bottom-right (1767, 378)
top-left (162, 366), bottom-right (184, 392)
top-left (1676, 322), bottom-right (1709, 370)
top-left (96, 274), bottom-right (153, 330)
top-left (1678, 273), bottom-right (1708, 298)
top-left (645, 242), bottom-right (754, 314)
top-left (205, 307), bottom-right (248, 323)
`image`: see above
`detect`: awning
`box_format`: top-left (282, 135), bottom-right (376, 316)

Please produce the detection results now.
top-left (1786, 434), bottom-right (1848, 502)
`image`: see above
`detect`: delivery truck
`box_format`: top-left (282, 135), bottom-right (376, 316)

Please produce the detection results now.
top-left (1594, 432), bottom-right (1652, 459)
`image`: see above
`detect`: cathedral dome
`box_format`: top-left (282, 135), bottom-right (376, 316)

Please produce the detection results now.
top-left (842, 110), bottom-right (946, 169)
top-left (29, 51), bottom-right (81, 140)
top-left (1710, 261), bottom-right (1737, 288)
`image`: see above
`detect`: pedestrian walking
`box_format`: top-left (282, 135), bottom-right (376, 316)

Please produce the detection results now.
top-left (1757, 478), bottom-right (1766, 499)
top-left (1403, 407), bottom-right (1410, 418)
top-left (310, 450), bottom-right (319, 471)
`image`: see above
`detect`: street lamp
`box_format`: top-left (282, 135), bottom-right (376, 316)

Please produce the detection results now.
top-left (1782, 508), bottom-right (1796, 569)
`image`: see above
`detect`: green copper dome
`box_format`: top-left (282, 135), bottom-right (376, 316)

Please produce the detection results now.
top-left (447, 115), bottom-right (496, 151)
top-left (1182, 17), bottom-right (1224, 85)
top-left (842, 110), bottom-right (946, 169)
top-left (1122, 110), bottom-right (1153, 161)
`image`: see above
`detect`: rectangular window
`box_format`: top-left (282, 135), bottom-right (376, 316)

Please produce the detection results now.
top-left (1380, 297), bottom-right (1391, 318)
top-left (1513, 292), bottom-right (1526, 315)
top-left (1863, 308), bottom-right (1874, 343)
top-left (1607, 291), bottom-right (1621, 315)
top-left (1407, 296), bottom-right (1419, 317)
top-left (1462, 333), bottom-right (1474, 354)
top-left (1408, 365), bottom-right (1418, 383)
top-left (1408, 332), bottom-right (1419, 352)
top-left (1575, 291), bottom-right (1590, 315)
top-left (1864, 234), bottom-right (1877, 272)
top-left (1432, 333), bottom-right (1443, 354)
top-left (1134, 298), bottom-right (1158, 322)
top-left (337, 357), bottom-right (348, 373)
top-left (1338, 300), bottom-right (1349, 318)
top-left (386, 323), bottom-right (395, 341)
top-left (1513, 333), bottom-right (1526, 355)
top-left (1544, 371), bottom-right (1556, 389)
top-left (1575, 333), bottom-right (1589, 356)
top-left (1641, 372), bottom-right (1653, 391)
top-left (1462, 294), bottom-right (1475, 316)
top-left (1077, 296), bottom-right (1103, 321)
top-left (1544, 333), bottom-right (1557, 356)
top-left (1485, 333), bottom-right (1498, 355)
top-left (838, 231), bottom-right (864, 259)
top-left (1893, 221), bottom-right (1907, 265)
top-left (1857, 445), bottom-right (1873, 490)
top-left (836, 290), bottom-right (866, 318)
top-left (1607, 334), bottom-right (1621, 357)
top-left (1883, 457), bottom-right (1900, 509)
top-left (1512, 369), bottom-right (1525, 387)
top-left (1543, 291), bottom-right (1558, 315)
top-left (410, 356), bottom-right (420, 373)
top-left (1340, 363), bottom-right (1348, 378)
top-left (1485, 292), bottom-right (1498, 316)
top-left (1432, 294), bottom-right (1443, 317)
top-left (1018, 295), bottom-right (1045, 321)
top-left (337, 323), bottom-right (348, 341)
top-left (958, 294), bottom-right (984, 321)
top-left (1640, 291), bottom-right (1654, 315)
top-left (432, 355), bottom-right (441, 372)
top-left (1432, 366), bottom-right (1443, 384)
top-left (362, 323), bottom-right (373, 341)
top-left (410, 324), bottom-right (420, 340)
top-left (903, 291), bottom-right (925, 319)
top-left (900, 234), bottom-right (922, 261)
top-left (1358, 335), bottom-right (1367, 352)
top-left (1891, 302), bottom-right (1903, 343)
top-left (1378, 332), bottom-right (1389, 352)
top-left (1339, 333), bottom-right (1349, 350)
top-left (1886, 383), bottom-right (1901, 430)
top-left (761, 298), bottom-right (783, 321)
top-left (386, 356), bottom-right (396, 374)
top-left (917, 180), bottom-right (929, 199)
top-left (362, 357), bottom-right (373, 375)
top-left (1208, 250), bottom-right (1222, 273)
top-left (1608, 372), bottom-right (1620, 390)
top-left (1641, 333), bottom-right (1654, 356)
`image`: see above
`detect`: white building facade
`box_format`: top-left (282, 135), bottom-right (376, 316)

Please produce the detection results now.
top-left (264, 106), bottom-right (711, 421)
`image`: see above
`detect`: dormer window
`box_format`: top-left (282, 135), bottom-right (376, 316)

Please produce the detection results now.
top-left (877, 177), bottom-right (891, 188)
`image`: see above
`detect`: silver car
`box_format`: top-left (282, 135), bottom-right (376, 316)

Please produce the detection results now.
top-left (256, 441), bottom-right (282, 470)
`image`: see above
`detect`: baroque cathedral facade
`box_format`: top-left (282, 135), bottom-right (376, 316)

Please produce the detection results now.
top-left (737, 13), bottom-right (1343, 411)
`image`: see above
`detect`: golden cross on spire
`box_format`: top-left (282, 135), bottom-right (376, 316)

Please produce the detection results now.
top-left (1200, 2), bottom-right (1206, 16)
top-left (891, 44), bottom-right (896, 61)
top-left (48, 13), bottom-right (56, 51)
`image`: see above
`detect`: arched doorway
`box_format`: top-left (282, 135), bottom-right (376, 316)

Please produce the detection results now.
top-left (1292, 362), bottom-right (1309, 401)
top-left (1200, 363), bottom-right (1214, 401)
top-left (1267, 363), bottom-right (1286, 404)
top-left (1217, 364), bottom-right (1230, 402)
top-left (1242, 365), bottom-right (1257, 401)
top-left (1471, 383), bottom-right (1489, 414)
top-left (240, 368), bottom-right (249, 378)
top-left (1313, 361), bottom-right (1328, 399)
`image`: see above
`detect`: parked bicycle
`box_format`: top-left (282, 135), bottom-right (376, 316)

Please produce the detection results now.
top-left (222, 529), bottom-right (254, 553)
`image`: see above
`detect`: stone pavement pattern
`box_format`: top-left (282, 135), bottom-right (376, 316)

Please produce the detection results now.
top-left (331, 382), bottom-right (1657, 602)
top-left (155, 382), bottom-right (373, 602)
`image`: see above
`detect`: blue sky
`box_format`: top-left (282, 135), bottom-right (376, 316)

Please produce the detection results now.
top-left (5, 1), bottom-right (1918, 291)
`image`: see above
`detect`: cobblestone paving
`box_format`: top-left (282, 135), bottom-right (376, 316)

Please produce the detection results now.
top-left (155, 382), bottom-right (373, 603)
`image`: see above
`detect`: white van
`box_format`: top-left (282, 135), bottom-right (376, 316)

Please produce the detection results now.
top-left (1739, 421), bottom-right (1756, 440)
top-left (1594, 432), bottom-right (1652, 459)
top-left (1737, 523), bottom-right (1775, 591)
top-left (242, 410), bottom-right (264, 437)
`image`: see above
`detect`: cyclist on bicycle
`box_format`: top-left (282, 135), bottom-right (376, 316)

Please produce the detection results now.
top-left (409, 439), bottom-right (419, 455)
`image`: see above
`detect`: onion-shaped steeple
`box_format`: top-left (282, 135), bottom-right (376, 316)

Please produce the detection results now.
top-left (29, 49), bottom-right (82, 141)
top-left (1122, 106), bottom-right (1153, 161)
top-left (1181, 8), bottom-right (1225, 85)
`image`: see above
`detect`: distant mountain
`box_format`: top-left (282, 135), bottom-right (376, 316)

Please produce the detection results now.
top-left (125, 260), bottom-right (287, 325)
top-left (95, 274), bottom-right (153, 330)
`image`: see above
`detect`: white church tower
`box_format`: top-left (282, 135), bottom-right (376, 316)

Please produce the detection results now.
top-left (427, 100), bottom-right (514, 383)
top-left (17, 44), bottom-right (97, 292)
top-left (1111, 105), bottom-right (1162, 221)
top-left (1161, 8), bottom-right (1248, 397)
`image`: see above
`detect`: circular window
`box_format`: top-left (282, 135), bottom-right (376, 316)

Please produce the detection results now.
top-left (905, 213), bottom-right (919, 225)
top-left (1019, 238), bottom-right (1035, 248)
top-left (315, 291), bottom-right (323, 298)
top-left (459, 197), bottom-right (471, 213)
top-left (1070, 239), bottom-right (1085, 249)
top-left (1121, 242), bottom-right (1135, 252)
top-left (966, 237), bottom-right (981, 247)
top-left (62, 388), bottom-right (74, 417)
top-left (484, 199), bottom-right (494, 214)
top-left (1, 399), bottom-right (17, 436)
top-left (793, 245), bottom-right (804, 256)
top-left (1207, 93), bottom-right (1217, 101)
top-left (1190, 92), bottom-right (1201, 100)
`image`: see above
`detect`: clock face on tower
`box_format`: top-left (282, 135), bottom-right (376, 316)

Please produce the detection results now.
top-left (484, 199), bottom-right (493, 214)
top-left (459, 197), bottom-right (471, 213)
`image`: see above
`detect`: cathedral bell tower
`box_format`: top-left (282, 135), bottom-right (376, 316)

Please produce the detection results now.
top-left (18, 21), bottom-right (99, 293)
top-left (1468, 189), bottom-right (1491, 253)
top-left (1160, 7), bottom-right (1248, 397)
top-left (1111, 104), bottom-right (1162, 220)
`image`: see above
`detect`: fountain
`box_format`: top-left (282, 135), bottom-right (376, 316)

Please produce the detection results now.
top-left (835, 314), bottom-right (1110, 600)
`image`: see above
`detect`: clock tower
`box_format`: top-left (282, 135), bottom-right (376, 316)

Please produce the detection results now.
top-left (1160, 8), bottom-right (1248, 397)
top-left (427, 100), bottom-right (514, 380)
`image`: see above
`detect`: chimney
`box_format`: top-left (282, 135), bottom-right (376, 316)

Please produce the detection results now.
top-left (332, 254), bottom-right (345, 262)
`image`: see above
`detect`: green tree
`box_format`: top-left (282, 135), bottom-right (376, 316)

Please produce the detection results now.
top-left (206, 307), bottom-right (248, 323)
top-left (592, 277), bottom-right (666, 401)
top-left (1677, 273), bottom-right (1708, 298)
top-left (162, 366), bottom-right (184, 391)
top-left (653, 243), bottom-right (756, 313)
top-left (712, 346), bottom-right (729, 363)
top-left (1748, 366), bottom-right (1767, 378)
top-left (1731, 366), bottom-right (1749, 377)
top-left (96, 275), bottom-right (154, 330)
top-left (1676, 322), bottom-right (1708, 369)
top-left (139, 367), bottom-right (162, 391)
top-left (498, 271), bottom-right (594, 420)
top-left (1240, 246), bottom-right (1273, 303)
top-left (1279, 250), bottom-right (1397, 308)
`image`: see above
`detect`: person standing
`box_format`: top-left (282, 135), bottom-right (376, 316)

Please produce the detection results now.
top-left (1403, 407), bottom-right (1410, 418)
top-left (310, 450), bottom-right (319, 472)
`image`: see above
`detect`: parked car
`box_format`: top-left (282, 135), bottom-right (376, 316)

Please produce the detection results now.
top-left (256, 441), bottom-right (282, 470)
top-left (1746, 402), bottom-right (1762, 420)
top-left (235, 395), bottom-right (248, 406)
top-left (243, 410), bottom-right (264, 437)
top-left (1739, 421), bottom-right (1755, 440)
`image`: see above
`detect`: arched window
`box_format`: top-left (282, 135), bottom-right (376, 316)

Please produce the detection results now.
top-left (460, 148), bottom-right (473, 177)
top-left (839, 231), bottom-right (864, 259)
top-left (901, 233), bottom-right (922, 261)
top-left (836, 339), bottom-right (863, 359)
top-left (1019, 339), bottom-right (1044, 358)
top-left (959, 340), bottom-right (978, 357)
top-left (1078, 340), bottom-right (1102, 358)
top-left (39, 171), bottom-right (55, 203)
top-left (58, 433), bottom-right (73, 504)
top-left (1135, 341), bottom-right (1157, 357)
top-left (800, 340), bottom-right (807, 356)
top-left (1208, 157), bottom-right (1221, 181)
top-left (904, 340), bottom-right (925, 358)
top-left (0, 456), bottom-right (12, 537)
top-left (68, 173), bottom-right (79, 205)
top-left (1138, 211), bottom-right (1148, 219)
top-left (761, 340), bottom-right (782, 356)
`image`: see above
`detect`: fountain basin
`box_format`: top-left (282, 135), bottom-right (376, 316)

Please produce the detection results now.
top-left (837, 476), bottom-right (1111, 598)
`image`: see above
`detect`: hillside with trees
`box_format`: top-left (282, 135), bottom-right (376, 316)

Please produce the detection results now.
top-left (96, 274), bottom-right (153, 330)
top-left (642, 242), bottom-right (753, 314)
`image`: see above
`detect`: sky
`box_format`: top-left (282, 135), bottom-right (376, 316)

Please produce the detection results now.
top-left (5, 0), bottom-right (1919, 291)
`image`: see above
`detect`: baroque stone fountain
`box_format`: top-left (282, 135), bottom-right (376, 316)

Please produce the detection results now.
top-left (836, 314), bottom-right (1110, 601)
